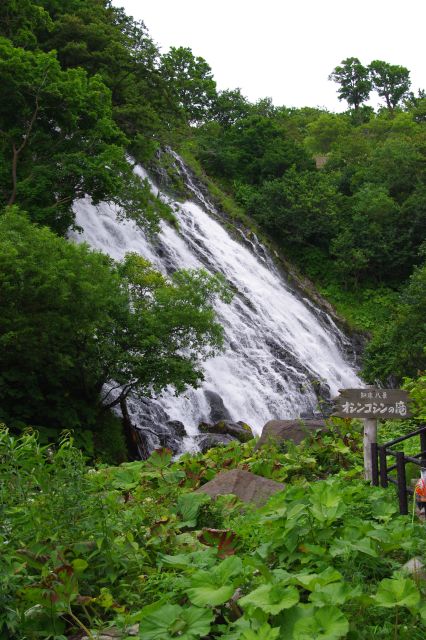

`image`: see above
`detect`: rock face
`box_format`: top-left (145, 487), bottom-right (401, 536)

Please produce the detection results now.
top-left (195, 469), bottom-right (285, 506)
top-left (166, 420), bottom-right (187, 438)
top-left (402, 557), bottom-right (426, 580)
top-left (199, 420), bottom-right (254, 443)
top-left (204, 390), bottom-right (232, 422)
top-left (255, 419), bottom-right (327, 449)
top-left (196, 433), bottom-right (237, 453)
top-left (122, 398), bottom-right (188, 459)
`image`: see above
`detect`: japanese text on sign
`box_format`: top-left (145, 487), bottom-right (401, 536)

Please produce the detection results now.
top-left (339, 400), bottom-right (408, 417)
top-left (333, 388), bottom-right (412, 420)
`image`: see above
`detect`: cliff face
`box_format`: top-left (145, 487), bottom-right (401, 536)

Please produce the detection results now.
top-left (73, 149), bottom-right (361, 458)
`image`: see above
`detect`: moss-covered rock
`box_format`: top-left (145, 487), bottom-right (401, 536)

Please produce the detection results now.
top-left (198, 420), bottom-right (254, 443)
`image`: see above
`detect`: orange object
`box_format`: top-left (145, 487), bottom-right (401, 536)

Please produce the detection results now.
top-left (415, 478), bottom-right (426, 499)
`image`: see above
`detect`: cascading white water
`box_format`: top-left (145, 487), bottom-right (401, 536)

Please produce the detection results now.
top-left (71, 154), bottom-right (361, 449)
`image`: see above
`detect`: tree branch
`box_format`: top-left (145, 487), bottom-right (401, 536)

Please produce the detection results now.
top-left (8, 95), bottom-right (40, 206)
top-left (102, 382), bottom-right (135, 410)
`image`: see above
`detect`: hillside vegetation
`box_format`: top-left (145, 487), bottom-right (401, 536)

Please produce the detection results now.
top-left (0, 1), bottom-right (425, 452)
top-left (2, 415), bottom-right (426, 640)
top-left (1, 5), bottom-right (426, 638)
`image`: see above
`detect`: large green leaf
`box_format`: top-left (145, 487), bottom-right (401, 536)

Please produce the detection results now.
top-left (160, 550), bottom-right (216, 570)
top-left (309, 582), bottom-right (360, 606)
top-left (279, 604), bottom-right (313, 640)
top-left (176, 492), bottom-right (211, 527)
top-left (374, 577), bottom-right (420, 608)
top-left (186, 583), bottom-right (236, 607)
top-left (239, 584), bottom-right (299, 615)
top-left (215, 556), bottom-right (243, 583)
top-left (309, 482), bottom-right (346, 525)
top-left (241, 623), bottom-right (281, 640)
top-left (294, 567), bottom-right (342, 591)
top-left (329, 537), bottom-right (377, 558)
top-left (186, 556), bottom-right (243, 606)
top-left (293, 605), bottom-right (349, 640)
top-left (110, 466), bottom-right (141, 491)
top-left (371, 500), bottom-right (399, 521)
top-left (139, 603), bottom-right (213, 640)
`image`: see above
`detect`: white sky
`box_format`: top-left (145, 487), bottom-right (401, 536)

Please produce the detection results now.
top-left (114, 0), bottom-right (425, 112)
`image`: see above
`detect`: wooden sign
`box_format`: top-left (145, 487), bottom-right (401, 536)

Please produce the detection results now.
top-left (333, 388), bottom-right (412, 420)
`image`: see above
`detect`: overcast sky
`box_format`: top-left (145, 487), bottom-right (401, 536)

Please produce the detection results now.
top-left (113, 0), bottom-right (424, 112)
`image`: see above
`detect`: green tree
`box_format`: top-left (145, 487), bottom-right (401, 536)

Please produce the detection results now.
top-left (329, 57), bottom-right (372, 111)
top-left (369, 60), bottom-right (411, 112)
top-left (368, 137), bottom-right (424, 202)
top-left (304, 113), bottom-right (351, 155)
top-left (209, 88), bottom-right (251, 126)
top-left (160, 46), bottom-right (217, 123)
top-left (405, 89), bottom-right (426, 123)
top-left (246, 168), bottom-right (338, 247)
top-left (0, 209), bottom-right (229, 431)
top-left (0, 37), bottom-right (162, 233)
top-left (197, 115), bottom-right (313, 185)
top-left (0, 0), bottom-right (52, 47)
top-left (40, 1), bottom-right (184, 157)
top-left (397, 186), bottom-right (426, 273)
top-left (331, 184), bottom-right (400, 284)
top-left (362, 261), bottom-right (426, 383)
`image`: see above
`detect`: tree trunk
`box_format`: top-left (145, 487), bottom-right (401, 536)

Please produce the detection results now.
top-left (7, 144), bottom-right (18, 206)
top-left (120, 397), bottom-right (150, 460)
top-left (7, 96), bottom-right (40, 206)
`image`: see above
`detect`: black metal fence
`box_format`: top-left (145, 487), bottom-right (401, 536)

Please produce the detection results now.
top-left (371, 426), bottom-right (426, 515)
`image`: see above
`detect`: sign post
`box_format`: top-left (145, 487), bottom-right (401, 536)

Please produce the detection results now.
top-left (333, 388), bottom-right (412, 483)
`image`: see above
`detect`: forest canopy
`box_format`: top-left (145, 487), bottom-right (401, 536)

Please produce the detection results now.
top-left (0, 0), bottom-right (424, 451)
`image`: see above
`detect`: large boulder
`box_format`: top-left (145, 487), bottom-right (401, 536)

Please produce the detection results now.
top-left (196, 433), bottom-right (237, 453)
top-left (195, 469), bottom-right (284, 507)
top-left (255, 419), bottom-right (327, 450)
top-left (402, 557), bottom-right (426, 580)
top-left (204, 390), bottom-right (232, 423)
top-left (166, 420), bottom-right (187, 438)
top-left (199, 420), bottom-right (254, 443)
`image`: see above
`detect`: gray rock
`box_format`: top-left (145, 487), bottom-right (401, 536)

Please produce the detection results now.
top-left (195, 469), bottom-right (284, 507)
top-left (255, 419), bottom-right (327, 449)
top-left (166, 420), bottom-right (187, 438)
top-left (199, 420), bottom-right (254, 443)
top-left (205, 390), bottom-right (232, 423)
top-left (402, 557), bottom-right (426, 580)
top-left (196, 433), bottom-right (237, 453)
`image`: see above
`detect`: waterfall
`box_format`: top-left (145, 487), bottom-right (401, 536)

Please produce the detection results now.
top-left (71, 154), bottom-right (361, 453)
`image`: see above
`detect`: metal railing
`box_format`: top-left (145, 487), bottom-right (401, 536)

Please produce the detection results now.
top-left (371, 426), bottom-right (426, 515)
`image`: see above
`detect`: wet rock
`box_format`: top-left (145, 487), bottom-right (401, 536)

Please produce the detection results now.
top-left (166, 420), bottom-right (187, 438)
top-left (123, 397), bottom-right (186, 458)
top-left (300, 409), bottom-right (324, 420)
top-left (204, 390), bottom-right (232, 423)
top-left (196, 433), bottom-right (237, 453)
top-left (311, 378), bottom-right (333, 416)
top-left (195, 469), bottom-right (284, 507)
top-left (255, 419), bottom-right (327, 450)
top-left (199, 420), bottom-right (254, 443)
top-left (154, 425), bottom-right (183, 454)
top-left (402, 557), bottom-right (426, 580)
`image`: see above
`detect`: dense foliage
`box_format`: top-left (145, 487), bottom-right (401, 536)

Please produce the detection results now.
top-left (187, 68), bottom-right (426, 383)
top-left (0, 0), bottom-right (424, 434)
top-left (1, 6), bottom-right (426, 638)
top-left (0, 0), bottom-right (218, 231)
top-left (0, 209), bottom-right (229, 440)
top-left (0, 0), bottom-right (233, 445)
top-left (2, 419), bottom-right (426, 640)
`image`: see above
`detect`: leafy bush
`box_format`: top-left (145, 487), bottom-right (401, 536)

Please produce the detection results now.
top-left (2, 423), bottom-right (426, 639)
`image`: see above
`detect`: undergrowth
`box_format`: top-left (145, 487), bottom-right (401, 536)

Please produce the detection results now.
top-left (1, 416), bottom-right (426, 639)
